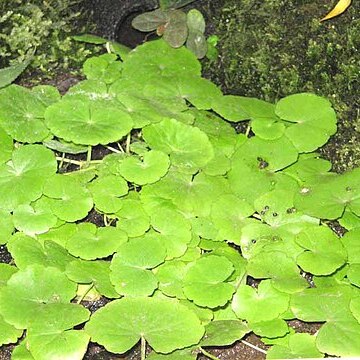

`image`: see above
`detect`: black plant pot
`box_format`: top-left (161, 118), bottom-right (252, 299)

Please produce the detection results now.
top-left (87, 0), bottom-right (158, 47)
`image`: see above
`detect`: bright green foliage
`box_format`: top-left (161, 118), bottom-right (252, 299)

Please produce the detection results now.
top-left (232, 280), bottom-right (289, 323)
top-left (0, 85), bottom-right (59, 143)
top-left (200, 320), bottom-right (250, 346)
top-left (66, 223), bottom-right (128, 260)
top-left (183, 255), bottom-right (235, 308)
top-left (85, 297), bottom-right (204, 353)
top-left (0, 145), bottom-right (57, 211)
top-left (267, 333), bottom-right (324, 359)
top-left (1, 38), bottom-right (360, 358)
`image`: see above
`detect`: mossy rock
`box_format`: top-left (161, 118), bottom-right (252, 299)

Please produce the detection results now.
top-left (202, 0), bottom-right (360, 173)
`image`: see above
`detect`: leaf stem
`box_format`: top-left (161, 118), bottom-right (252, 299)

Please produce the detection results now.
top-left (140, 336), bottom-right (146, 360)
top-left (86, 145), bottom-right (92, 167)
top-left (105, 145), bottom-right (122, 153)
top-left (198, 347), bottom-right (221, 360)
top-left (56, 157), bottom-right (102, 167)
top-left (241, 340), bottom-right (267, 354)
top-left (126, 133), bottom-right (131, 153)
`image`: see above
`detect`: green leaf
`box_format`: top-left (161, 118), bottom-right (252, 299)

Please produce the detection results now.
top-left (13, 199), bottom-right (58, 236)
top-left (83, 54), bottom-right (122, 84)
top-left (250, 318), bottom-right (289, 338)
top-left (159, 0), bottom-right (196, 10)
top-left (200, 320), bottom-right (249, 346)
top-left (187, 9), bottom-right (205, 33)
top-left (27, 330), bottom-right (89, 360)
top-left (12, 341), bottom-right (35, 360)
top-left (0, 56), bottom-right (32, 88)
top-left (43, 175), bottom-right (93, 222)
top-left (275, 93), bottom-right (337, 152)
top-left (143, 118), bottom-right (214, 172)
top-left (132, 9), bottom-right (168, 32)
top-left (66, 259), bottom-right (119, 299)
top-left (150, 208), bottom-right (192, 259)
top-left (72, 33), bottom-right (108, 44)
top-left (291, 286), bottom-right (360, 357)
top-left (186, 30), bottom-right (208, 59)
top-left (267, 333), bottom-right (324, 359)
top-left (88, 174), bottom-right (128, 214)
top-left (0, 85), bottom-right (58, 143)
top-left (115, 199), bottom-right (150, 237)
top-left (118, 150), bottom-right (170, 185)
top-left (163, 10), bottom-right (188, 48)
top-left (211, 95), bottom-right (250, 122)
top-left (0, 210), bottom-right (14, 245)
top-left (247, 250), bottom-right (308, 293)
top-left (110, 235), bottom-right (166, 296)
top-left (0, 145), bottom-right (57, 211)
top-left (0, 314), bottom-right (23, 346)
top-left (0, 264), bottom-right (77, 329)
top-left (0, 263), bottom-right (17, 289)
top-left (232, 280), bottom-right (290, 322)
top-left (121, 39), bottom-right (201, 82)
top-left (294, 167), bottom-right (360, 219)
top-left (85, 297), bottom-right (205, 354)
top-left (341, 229), bottom-right (360, 287)
top-left (211, 194), bottom-right (254, 245)
top-left (0, 126), bottom-right (13, 164)
top-left (7, 233), bottom-right (76, 271)
top-left (66, 223), bottom-right (128, 260)
top-left (43, 138), bottom-right (88, 155)
top-left (44, 98), bottom-right (133, 145)
top-left (295, 226), bottom-right (347, 275)
top-left (183, 255), bottom-right (235, 308)
top-left (156, 260), bottom-right (188, 299)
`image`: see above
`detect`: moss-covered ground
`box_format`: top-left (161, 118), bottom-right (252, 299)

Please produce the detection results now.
top-left (202, 0), bottom-right (359, 173)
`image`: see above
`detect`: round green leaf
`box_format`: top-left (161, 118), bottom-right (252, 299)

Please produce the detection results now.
top-left (211, 194), bottom-right (255, 245)
top-left (232, 280), bottom-right (290, 322)
top-left (143, 118), bottom-right (214, 172)
top-left (27, 329), bottom-right (89, 360)
top-left (131, 8), bottom-right (168, 32)
top-left (200, 320), bottom-right (249, 347)
top-left (183, 255), bottom-right (235, 308)
top-left (163, 10), bottom-right (188, 48)
top-left (0, 145), bottom-right (57, 211)
top-left (121, 39), bottom-right (201, 82)
top-left (115, 199), bottom-right (150, 237)
top-left (267, 333), bottom-right (323, 359)
top-left (275, 93), bottom-right (337, 152)
top-left (45, 98), bottom-right (133, 145)
top-left (66, 223), bottom-right (128, 260)
top-left (88, 174), bottom-right (128, 214)
top-left (211, 95), bottom-right (250, 122)
top-left (247, 250), bottom-right (308, 293)
top-left (43, 175), bottom-right (93, 222)
top-left (250, 318), bottom-right (289, 338)
top-left (13, 199), bottom-right (58, 236)
top-left (110, 235), bottom-right (166, 296)
top-left (118, 150), bottom-right (170, 185)
top-left (0, 85), bottom-right (51, 143)
top-left (187, 9), bottom-right (205, 33)
top-left (0, 264), bottom-right (77, 329)
top-left (66, 259), bottom-right (119, 299)
top-left (295, 226), bottom-right (347, 275)
top-left (85, 297), bottom-right (204, 354)
top-left (83, 53), bottom-right (122, 84)
top-left (150, 208), bottom-right (192, 259)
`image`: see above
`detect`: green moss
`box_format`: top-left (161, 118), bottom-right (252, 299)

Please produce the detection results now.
top-left (0, 0), bottom-right (96, 77)
top-left (203, 0), bottom-right (360, 172)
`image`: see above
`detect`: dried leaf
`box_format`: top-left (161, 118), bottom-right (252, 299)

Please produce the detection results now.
top-left (320, 0), bottom-right (351, 22)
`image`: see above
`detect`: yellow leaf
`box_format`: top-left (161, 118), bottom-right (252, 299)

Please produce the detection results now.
top-left (320, 0), bottom-right (352, 22)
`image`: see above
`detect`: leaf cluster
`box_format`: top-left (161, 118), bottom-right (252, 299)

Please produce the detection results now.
top-left (0, 39), bottom-right (359, 359)
top-left (132, 0), bottom-right (208, 58)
